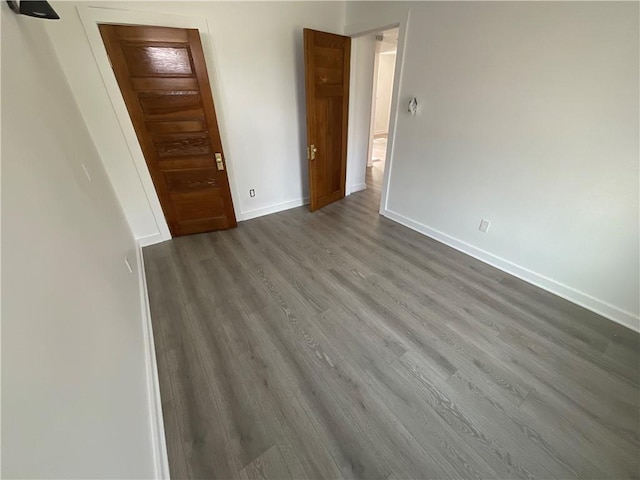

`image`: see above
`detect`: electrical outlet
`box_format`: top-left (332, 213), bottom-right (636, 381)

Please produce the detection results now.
top-left (81, 164), bottom-right (92, 182)
top-left (249, 189), bottom-right (256, 197)
top-left (124, 256), bottom-right (133, 274)
top-left (479, 219), bottom-right (491, 233)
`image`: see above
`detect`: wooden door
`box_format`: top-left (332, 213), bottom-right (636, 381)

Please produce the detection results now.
top-left (303, 29), bottom-right (351, 211)
top-left (99, 24), bottom-right (236, 236)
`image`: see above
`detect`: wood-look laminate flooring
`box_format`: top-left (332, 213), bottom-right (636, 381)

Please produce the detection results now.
top-left (144, 168), bottom-right (639, 480)
top-left (372, 136), bottom-right (388, 164)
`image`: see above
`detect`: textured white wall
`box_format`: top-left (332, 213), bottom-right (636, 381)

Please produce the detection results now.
top-left (1, 6), bottom-right (156, 478)
top-left (47, 1), bottom-right (346, 239)
top-left (346, 1), bottom-right (640, 328)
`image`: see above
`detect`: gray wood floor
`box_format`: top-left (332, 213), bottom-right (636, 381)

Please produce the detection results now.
top-left (144, 165), bottom-right (639, 480)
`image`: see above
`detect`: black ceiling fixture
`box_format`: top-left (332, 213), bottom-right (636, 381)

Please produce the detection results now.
top-left (6, 1), bottom-right (60, 20)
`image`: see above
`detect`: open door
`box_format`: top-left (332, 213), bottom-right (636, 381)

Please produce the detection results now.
top-left (303, 29), bottom-right (351, 211)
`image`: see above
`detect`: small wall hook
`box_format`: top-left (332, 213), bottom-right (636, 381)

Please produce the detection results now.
top-left (408, 97), bottom-right (418, 114)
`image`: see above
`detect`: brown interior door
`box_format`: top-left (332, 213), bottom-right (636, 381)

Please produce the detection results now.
top-left (303, 29), bottom-right (351, 212)
top-left (99, 24), bottom-right (236, 236)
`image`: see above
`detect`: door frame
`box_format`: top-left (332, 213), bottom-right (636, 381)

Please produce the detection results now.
top-left (77, 6), bottom-right (243, 244)
top-left (344, 11), bottom-right (410, 215)
top-left (367, 36), bottom-right (382, 169)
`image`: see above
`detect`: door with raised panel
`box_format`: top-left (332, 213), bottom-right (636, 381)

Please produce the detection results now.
top-left (303, 28), bottom-right (351, 211)
top-left (99, 24), bottom-right (236, 236)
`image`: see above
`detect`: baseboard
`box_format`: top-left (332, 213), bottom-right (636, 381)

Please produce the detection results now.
top-left (241, 197), bottom-right (309, 221)
top-left (348, 183), bottom-right (367, 195)
top-left (135, 241), bottom-right (170, 479)
top-left (383, 209), bottom-right (640, 333)
top-left (137, 232), bottom-right (167, 248)
top-left (136, 198), bottom-right (312, 239)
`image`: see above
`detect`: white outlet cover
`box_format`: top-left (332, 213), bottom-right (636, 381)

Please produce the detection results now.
top-left (479, 219), bottom-right (491, 233)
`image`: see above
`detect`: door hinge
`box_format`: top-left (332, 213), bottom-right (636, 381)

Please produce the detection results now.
top-left (308, 144), bottom-right (317, 161)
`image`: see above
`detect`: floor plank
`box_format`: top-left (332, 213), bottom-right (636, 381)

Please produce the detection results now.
top-left (239, 445), bottom-right (296, 480)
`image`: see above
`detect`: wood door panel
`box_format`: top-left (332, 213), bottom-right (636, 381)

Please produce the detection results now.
top-left (122, 45), bottom-right (193, 76)
top-left (314, 97), bottom-right (328, 198)
top-left (153, 132), bottom-right (212, 158)
top-left (143, 107), bottom-right (205, 122)
top-left (145, 119), bottom-right (206, 134)
top-left (327, 98), bottom-right (343, 195)
top-left (138, 92), bottom-right (202, 116)
top-left (315, 85), bottom-right (344, 98)
top-left (313, 47), bottom-right (344, 68)
top-left (315, 96), bottom-right (343, 199)
top-left (312, 31), bottom-right (347, 49)
top-left (173, 191), bottom-right (225, 221)
top-left (315, 67), bottom-right (343, 85)
top-left (175, 217), bottom-right (231, 236)
top-left (100, 24), bottom-right (236, 236)
top-left (164, 168), bottom-right (220, 193)
top-left (111, 25), bottom-right (188, 43)
top-left (304, 28), bottom-right (350, 211)
top-left (157, 156), bottom-right (217, 170)
top-left (131, 76), bottom-right (199, 91)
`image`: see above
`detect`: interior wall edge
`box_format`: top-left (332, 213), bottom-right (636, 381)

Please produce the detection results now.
top-left (137, 232), bottom-right (167, 248)
top-left (135, 241), bottom-right (170, 479)
top-left (348, 183), bottom-right (367, 195)
top-left (383, 208), bottom-right (640, 333)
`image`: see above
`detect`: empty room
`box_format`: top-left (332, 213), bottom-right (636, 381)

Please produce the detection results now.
top-left (2, 1), bottom-right (639, 479)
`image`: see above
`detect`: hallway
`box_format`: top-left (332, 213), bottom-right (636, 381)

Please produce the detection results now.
top-left (366, 136), bottom-right (386, 195)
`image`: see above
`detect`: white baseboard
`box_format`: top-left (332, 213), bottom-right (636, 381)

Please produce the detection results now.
top-left (348, 183), bottom-right (367, 195)
top-left (135, 242), bottom-right (170, 479)
top-left (383, 209), bottom-right (640, 333)
top-left (241, 197), bottom-right (309, 221)
top-left (137, 232), bottom-right (167, 248)
top-left (136, 198), bottom-right (312, 237)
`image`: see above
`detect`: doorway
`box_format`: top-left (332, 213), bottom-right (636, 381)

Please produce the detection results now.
top-left (367, 29), bottom-right (398, 193)
top-left (301, 24), bottom-right (403, 214)
top-left (345, 25), bottom-right (401, 209)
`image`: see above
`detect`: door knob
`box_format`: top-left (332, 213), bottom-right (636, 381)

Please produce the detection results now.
top-left (215, 153), bottom-right (224, 171)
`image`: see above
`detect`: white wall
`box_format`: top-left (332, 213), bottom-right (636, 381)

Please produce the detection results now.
top-left (346, 34), bottom-right (376, 194)
top-left (346, 2), bottom-right (640, 329)
top-left (373, 52), bottom-right (396, 136)
top-left (46, 1), bottom-right (346, 241)
top-left (2, 6), bottom-right (157, 478)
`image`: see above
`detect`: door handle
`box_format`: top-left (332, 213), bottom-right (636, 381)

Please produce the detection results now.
top-left (215, 153), bottom-right (224, 171)
top-left (308, 144), bottom-right (317, 161)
